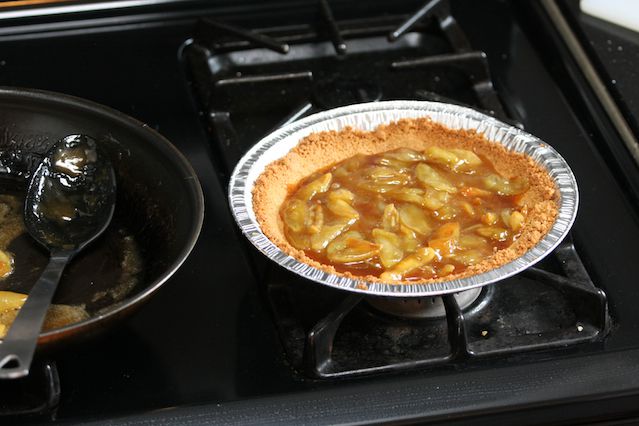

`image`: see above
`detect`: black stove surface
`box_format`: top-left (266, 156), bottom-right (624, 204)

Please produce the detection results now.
top-left (1, 0), bottom-right (639, 424)
top-left (562, 0), bottom-right (639, 141)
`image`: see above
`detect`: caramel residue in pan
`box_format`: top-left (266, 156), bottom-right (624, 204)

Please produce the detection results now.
top-left (253, 117), bottom-right (559, 284)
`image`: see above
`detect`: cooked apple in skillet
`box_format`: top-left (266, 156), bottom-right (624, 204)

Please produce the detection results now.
top-left (0, 290), bottom-right (89, 338)
top-left (0, 195), bottom-right (89, 338)
top-left (280, 147), bottom-right (531, 282)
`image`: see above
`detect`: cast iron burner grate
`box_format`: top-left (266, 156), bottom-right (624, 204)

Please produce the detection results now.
top-left (266, 235), bottom-right (608, 378)
top-left (183, 0), bottom-right (610, 378)
top-left (184, 0), bottom-right (519, 181)
top-left (266, 238), bottom-right (610, 378)
top-left (0, 359), bottom-right (60, 418)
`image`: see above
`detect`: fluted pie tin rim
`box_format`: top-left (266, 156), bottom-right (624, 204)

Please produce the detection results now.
top-left (228, 101), bottom-right (578, 297)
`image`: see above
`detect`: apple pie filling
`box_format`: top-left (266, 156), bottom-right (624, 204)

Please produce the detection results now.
top-left (280, 147), bottom-right (530, 281)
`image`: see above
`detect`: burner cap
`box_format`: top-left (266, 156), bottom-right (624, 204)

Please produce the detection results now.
top-left (366, 287), bottom-right (483, 319)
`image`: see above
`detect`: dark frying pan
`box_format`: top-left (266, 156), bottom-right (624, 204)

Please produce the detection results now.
top-left (0, 87), bottom-right (204, 346)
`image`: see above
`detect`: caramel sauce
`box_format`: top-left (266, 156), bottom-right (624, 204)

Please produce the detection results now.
top-left (280, 147), bottom-right (529, 282)
top-left (0, 192), bottom-right (143, 337)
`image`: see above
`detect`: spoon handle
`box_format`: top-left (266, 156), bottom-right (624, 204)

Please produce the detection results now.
top-left (0, 252), bottom-right (72, 379)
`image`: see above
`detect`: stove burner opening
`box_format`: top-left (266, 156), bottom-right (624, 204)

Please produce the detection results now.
top-left (366, 287), bottom-right (484, 319)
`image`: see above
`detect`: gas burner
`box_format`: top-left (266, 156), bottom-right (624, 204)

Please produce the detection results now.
top-left (366, 287), bottom-right (483, 319)
top-left (266, 236), bottom-right (608, 378)
top-left (185, 0), bottom-right (610, 380)
top-left (185, 0), bottom-right (517, 180)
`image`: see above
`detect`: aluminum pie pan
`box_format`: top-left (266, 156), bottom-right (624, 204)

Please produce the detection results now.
top-left (228, 100), bottom-right (578, 297)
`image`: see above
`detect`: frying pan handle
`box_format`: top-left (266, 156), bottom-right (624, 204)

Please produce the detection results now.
top-left (0, 252), bottom-right (72, 379)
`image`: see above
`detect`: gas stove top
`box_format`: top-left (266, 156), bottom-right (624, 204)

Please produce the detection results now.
top-left (2, 0), bottom-right (639, 424)
top-left (184, 0), bottom-right (609, 380)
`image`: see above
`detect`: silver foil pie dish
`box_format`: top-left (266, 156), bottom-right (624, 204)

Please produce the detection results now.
top-left (228, 101), bottom-right (578, 297)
